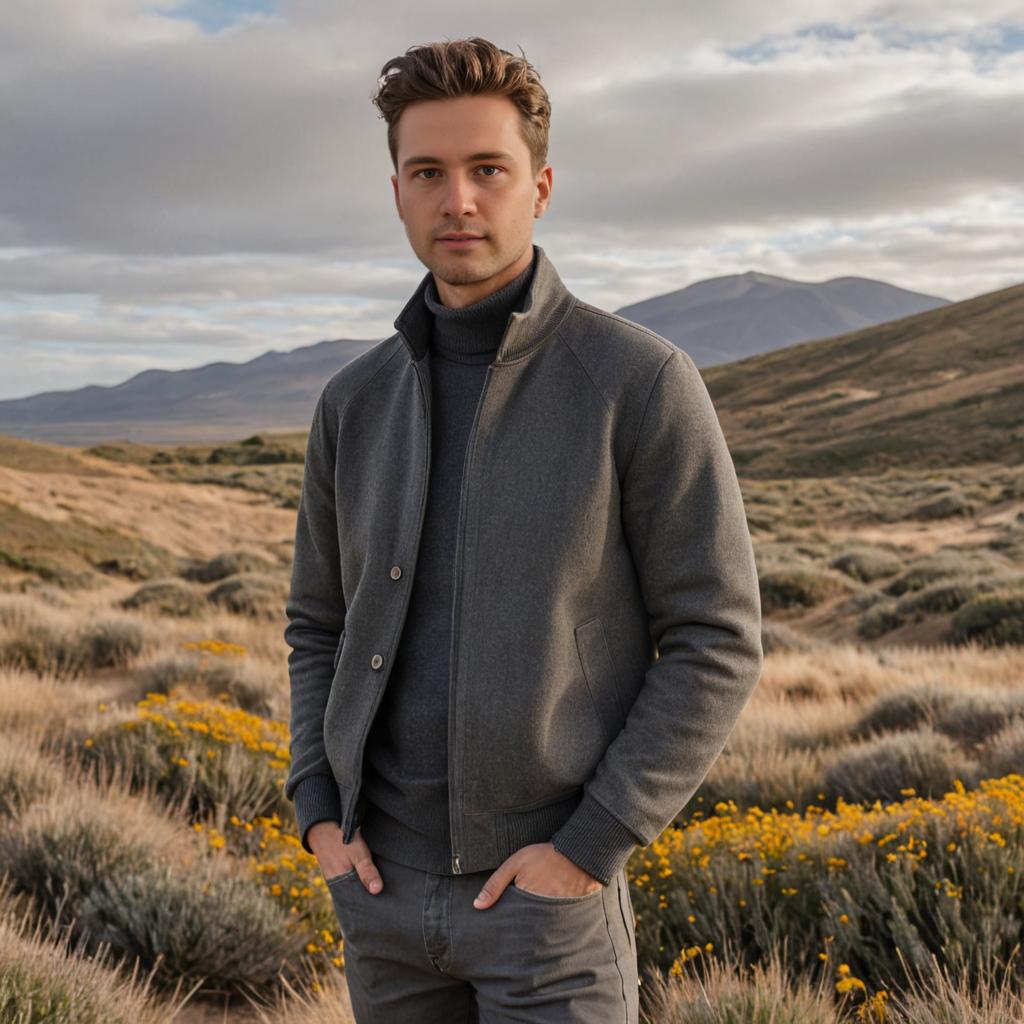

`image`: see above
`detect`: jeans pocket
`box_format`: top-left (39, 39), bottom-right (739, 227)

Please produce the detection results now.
top-left (508, 879), bottom-right (605, 905)
top-left (325, 866), bottom-right (359, 886)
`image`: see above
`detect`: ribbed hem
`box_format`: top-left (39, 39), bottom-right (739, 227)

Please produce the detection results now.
top-left (292, 774), bottom-right (343, 855)
top-left (549, 792), bottom-right (642, 886)
top-left (357, 798), bottom-right (456, 875)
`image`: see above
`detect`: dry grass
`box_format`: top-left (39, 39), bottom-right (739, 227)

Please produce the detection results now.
top-left (0, 437), bottom-right (1021, 1018)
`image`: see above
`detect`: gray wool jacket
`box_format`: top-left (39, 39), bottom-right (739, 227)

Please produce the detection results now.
top-left (283, 243), bottom-right (764, 886)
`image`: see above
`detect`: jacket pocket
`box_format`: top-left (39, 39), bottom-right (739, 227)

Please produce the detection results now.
top-left (574, 616), bottom-right (626, 743)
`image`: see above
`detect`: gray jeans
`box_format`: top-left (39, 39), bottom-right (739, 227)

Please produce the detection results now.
top-left (326, 850), bottom-right (640, 1023)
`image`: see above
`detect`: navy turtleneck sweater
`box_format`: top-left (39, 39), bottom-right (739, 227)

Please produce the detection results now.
top-left (354, 251), bottom-right (538, 874)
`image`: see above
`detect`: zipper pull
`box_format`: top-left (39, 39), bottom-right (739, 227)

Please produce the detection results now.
top-left (452, 854), bottom-right (462, 874)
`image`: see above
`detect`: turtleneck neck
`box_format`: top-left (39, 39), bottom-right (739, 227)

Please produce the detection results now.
top-left (424, 248), bottom-right (537, 364)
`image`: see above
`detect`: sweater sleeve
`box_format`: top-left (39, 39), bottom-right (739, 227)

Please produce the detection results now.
top-left (283, 387), bottom-right (348, 841)
top-left (293, 774), bottom-right (344, 855)
top-left (549, 348), bottom-right (764, 885)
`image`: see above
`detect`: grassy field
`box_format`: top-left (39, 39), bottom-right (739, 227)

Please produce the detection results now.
top-left (0, 432), bottom-right (1022, 1022)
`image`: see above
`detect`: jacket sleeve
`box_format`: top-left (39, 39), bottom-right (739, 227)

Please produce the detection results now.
top-left (283, 387), bottom-right (347, 854)
top-left (550, 348), bottom-right (764, 885)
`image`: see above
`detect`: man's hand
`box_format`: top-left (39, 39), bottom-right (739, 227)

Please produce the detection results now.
top-left (472, 842), bottom-right (603, 909)
top-left (309, 822), bottom-right (383, 894)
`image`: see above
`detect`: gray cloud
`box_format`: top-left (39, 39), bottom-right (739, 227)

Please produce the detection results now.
top-left (1, 0), bottom-right (1022, 398)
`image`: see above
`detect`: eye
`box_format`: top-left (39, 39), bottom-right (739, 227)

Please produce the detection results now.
top-left (414, 168), bottom-right (440, 180)
top-left (477, 165), bottom-right (502, 176)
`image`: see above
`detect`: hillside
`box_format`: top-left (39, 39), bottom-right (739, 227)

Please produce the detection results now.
top-left (706, 279), bottom-right (1024, 477)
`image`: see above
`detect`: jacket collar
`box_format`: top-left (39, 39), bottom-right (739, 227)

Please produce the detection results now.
top-left (393, 243), bottom-right (576, 365)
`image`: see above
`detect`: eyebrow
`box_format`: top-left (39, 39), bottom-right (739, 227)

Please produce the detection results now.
top-left (401, 150), bottom-right (517, 171)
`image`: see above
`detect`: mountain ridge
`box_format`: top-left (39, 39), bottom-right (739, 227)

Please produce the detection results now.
top-left (0, 269), bottom-right (983, 450)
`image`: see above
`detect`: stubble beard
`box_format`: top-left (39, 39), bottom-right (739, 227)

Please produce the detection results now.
top-left (426, 244), bottom-right (502, 287)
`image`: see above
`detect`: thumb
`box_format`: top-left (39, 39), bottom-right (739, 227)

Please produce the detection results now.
top-left (363, 859), bottom-right (384, 894)
top-left (473, 871), bottom-right (508, 909)
top-left (348, 834), bottom-right (384, 895)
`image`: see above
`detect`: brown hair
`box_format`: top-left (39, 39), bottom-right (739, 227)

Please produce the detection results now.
top-left (370, 37), bottom-right (551, 177)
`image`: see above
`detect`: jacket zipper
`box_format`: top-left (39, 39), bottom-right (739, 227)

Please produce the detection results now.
top-left (448, 364), bottom-right (493, 873)
top-left (341, 355), bottom-right (433, 845)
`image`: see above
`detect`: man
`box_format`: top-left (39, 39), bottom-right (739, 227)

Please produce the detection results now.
top-left (284, 36), bottom-right (763, 1024)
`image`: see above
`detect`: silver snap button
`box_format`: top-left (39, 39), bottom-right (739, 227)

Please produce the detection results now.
top-left (390, 565), bottom-right (402, 580)
top-left (370, 654), bottom-right (383, 669)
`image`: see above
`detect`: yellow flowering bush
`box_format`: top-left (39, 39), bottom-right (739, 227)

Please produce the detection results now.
top-left (192, 812), bottom-right (348, 972)
top-left (644, 774), bottom-right (1024, 1004)
top-left (81, 691), bottom-right (291, 823)
top-left (81, 684), bottom-right (349, 976)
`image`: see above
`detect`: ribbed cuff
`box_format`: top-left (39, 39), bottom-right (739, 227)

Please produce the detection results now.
top-left (549, 792), bottom-right (641, 886)
top-left (292, 774), bottom-right (343, 855)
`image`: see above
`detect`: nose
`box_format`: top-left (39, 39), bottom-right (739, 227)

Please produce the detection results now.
top-left (439, 172), bottom-right (477, 217)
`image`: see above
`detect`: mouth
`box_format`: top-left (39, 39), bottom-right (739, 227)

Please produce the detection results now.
top-left (437, 234), bottom-right (485, 249)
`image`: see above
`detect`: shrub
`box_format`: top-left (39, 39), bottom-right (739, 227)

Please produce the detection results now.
top-left (884, 549), bottom-right (1009, 597)
top-left (884, 951), bottom-right (1024, 1024)
top-left (0, 739), bottom-right (58, 819)
top-left (851, 682), bottom-right (958, 739)
top-left (896, 572), bottom-right (1023, 618)
top-left (76, 864), bottom-right (307, 998)
top-left (912, 488), bottom-right (973, 519)
top-left (933, 690), bottom-right (1024, 748)
top-left (122, 580), bottom-right (206, 617)
top-left (0, 615), bottom-right (153, 679)
top-left (0, 814), bottom-right (157, 930)
top-left (0, 621), bottom-right (92, 678)
top-left (140, 646), bottom-right (275, 716)
top-left (696, 743), bottom-right (824, 819)
top-left (949, 588), bottom-right (1024, 646)
top-left (83, 616), bottom-right (150, 669)
top-left (80, 694), bottom-right (291, 825)
top-left (642, 943), bottom-right (839, 1024)
top-left (830, 547), bottom-right (903, 583)
top-left (206, 573), bottom-right (288, 618)
top-left (0, 901), bottom-right (175, 1024)
top-left (182, 550), bottom-right (276, 584)
top-left (857, 600), bottom-right (905, 639)
top-left (760, 569), bottom-right (852, 612)
top-left (842, 588), bottom-right (888, 613)
top-left (823, 728), bottom-right (979, 806)
top-left (980, 720), bottom-right (1024, 780)
top-left (634, 774), bottom-right (1024, 999)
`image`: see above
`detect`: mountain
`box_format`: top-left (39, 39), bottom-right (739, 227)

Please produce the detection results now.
top-left (0, 338), bottom-right (378, 444)
top-left (0, 270), bottom-right (963, 447)
top-left (703, 279), bottom-right (1024, 477)
top-left (617, 270), bottom-right (949, 367)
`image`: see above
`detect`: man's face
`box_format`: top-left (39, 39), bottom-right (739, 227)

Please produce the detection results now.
top-left (390, 93), bottom-right (553, 308)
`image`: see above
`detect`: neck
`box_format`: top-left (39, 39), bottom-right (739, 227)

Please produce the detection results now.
top-left (424, 246), bottom-right (537, 363)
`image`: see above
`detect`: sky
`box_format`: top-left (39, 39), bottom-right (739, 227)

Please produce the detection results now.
top-left (2, 0), bottom-right (1023, 400)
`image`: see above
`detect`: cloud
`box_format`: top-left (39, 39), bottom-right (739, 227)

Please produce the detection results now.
top-left (1, 0), bottom-right (1022, 397)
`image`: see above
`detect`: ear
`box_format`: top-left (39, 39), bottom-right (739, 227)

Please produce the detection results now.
top-left (533, 165), bottom-right (553, 218)
top-left (391, 174), bottom-right (403, 222)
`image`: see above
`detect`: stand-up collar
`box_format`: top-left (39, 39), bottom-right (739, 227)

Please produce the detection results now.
top-left (393, 243), bottom-right (577, 365)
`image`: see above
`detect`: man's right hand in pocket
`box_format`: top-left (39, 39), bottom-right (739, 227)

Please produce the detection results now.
top-left (309, 823), bottom-right (384, 894)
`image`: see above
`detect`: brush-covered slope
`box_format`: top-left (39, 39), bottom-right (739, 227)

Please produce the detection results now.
top-left (705, 280), bottom-right (1024, 477)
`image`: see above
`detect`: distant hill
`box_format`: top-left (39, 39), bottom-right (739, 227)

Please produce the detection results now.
top-left (704, 279), bottom-right (1024, 477)
top-left (0, 269), bottom-right (958, 446)
top-left (617, 270), bottom-right (949, 367)
top-left (0, 338), bottom-right (378, 444)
